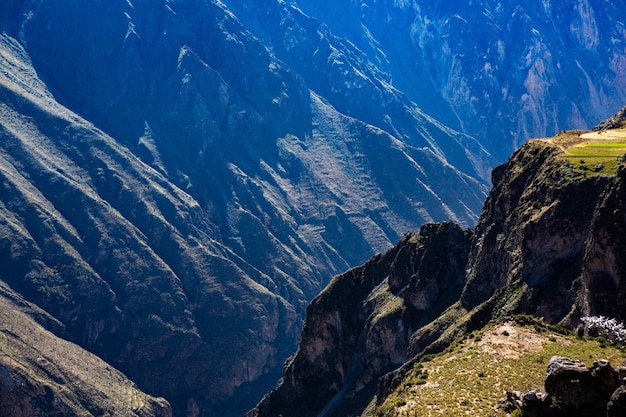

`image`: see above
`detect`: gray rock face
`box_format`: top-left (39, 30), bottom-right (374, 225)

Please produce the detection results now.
top-left (581, 163), bottom-right (626, 320)
top-left (250, 222), bottom-right (472, 417)
top-left (461, 140), bottom-right (612, 321)
top-left (459, 132), bottom-right (626, 325)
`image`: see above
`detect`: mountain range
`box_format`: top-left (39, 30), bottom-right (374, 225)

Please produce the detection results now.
top-left (0, 0), bottom-right (625, 416)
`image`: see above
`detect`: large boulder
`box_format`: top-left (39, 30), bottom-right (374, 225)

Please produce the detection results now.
top-left (544, 356), bottom-right (595, 414)
top-left (544, 356), bottom-right (619, 416)
top-left (496, 356), bottom-right (623, 417)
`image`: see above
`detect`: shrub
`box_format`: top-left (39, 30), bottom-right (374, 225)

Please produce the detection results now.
top-left (547, 324), bottom-right (571, 336)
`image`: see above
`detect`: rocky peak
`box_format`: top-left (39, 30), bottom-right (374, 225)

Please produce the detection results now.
top-left (250, 222), bottom-right (472, 417)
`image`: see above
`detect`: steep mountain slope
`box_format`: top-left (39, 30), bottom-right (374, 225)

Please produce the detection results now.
top-left (0, 1), bottom-right (487, 415)
top-left (1, 33), bottom-right (298, 416)
top-left (221, 0), bottom-right (494, 178)
top-left (0, 281), bottom-right (172, 417)
top-left (288, 0), bottom-right (626, 157)
top-left (250, 121), bottom-right (626, 417)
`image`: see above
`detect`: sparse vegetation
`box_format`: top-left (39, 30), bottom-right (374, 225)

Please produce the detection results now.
top-left (373, 321), bottom-right (626, 417)
top-left (510, 314), bottom-right (571, 336)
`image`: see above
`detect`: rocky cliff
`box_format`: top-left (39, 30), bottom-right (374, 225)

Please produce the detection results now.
top-left (250, 120), bottom-right (626, 416)
top-left (252, 222), bottom-right (472, 417)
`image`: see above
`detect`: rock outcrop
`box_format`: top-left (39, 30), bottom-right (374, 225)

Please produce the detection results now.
top-left (460, 138), bottom-right (615, 324)
top-left (495, 356), bottom-right (626, 417)
top-left (251, 222), bottom-right (472, 417)
top-left (594, 105), bottom-right (626, 131)
top-left (251, 121), bottom-right (626, 416)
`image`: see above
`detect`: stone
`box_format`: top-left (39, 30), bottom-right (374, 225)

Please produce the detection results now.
top-left (496, 357), bottom-right (624, 417)
top-left (496, 391), bottom-right (524, 414)
top-left (591, 359), bottom-right (620, 394)
top-left (618, 359), bottom-right (626, 383)
top-left (544, 356), bottom-right (612, 415)
top-left (522, 390), bottom-right (543, 402)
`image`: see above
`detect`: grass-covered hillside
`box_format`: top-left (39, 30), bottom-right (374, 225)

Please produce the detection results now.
top-left (369, 316), bottom-right (626, 417)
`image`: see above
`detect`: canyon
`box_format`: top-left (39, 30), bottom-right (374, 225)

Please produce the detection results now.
top-left (1, 1), bottom-right (625, 416)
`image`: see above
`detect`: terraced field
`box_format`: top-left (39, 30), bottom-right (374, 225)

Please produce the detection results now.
top-left (537, 128), bottom-right (626, 176)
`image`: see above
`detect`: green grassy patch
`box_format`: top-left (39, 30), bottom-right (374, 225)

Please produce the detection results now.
top-left (578, 142), bottom-right (626, 148)
top-left (545, 128), bottom-right (626, 177)
top-left (373, 322), bottom-right (626, 417)
top-left (559, 139), bottom-right (626, 176)
top-left (562, 157), bottom-right (619, 177)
